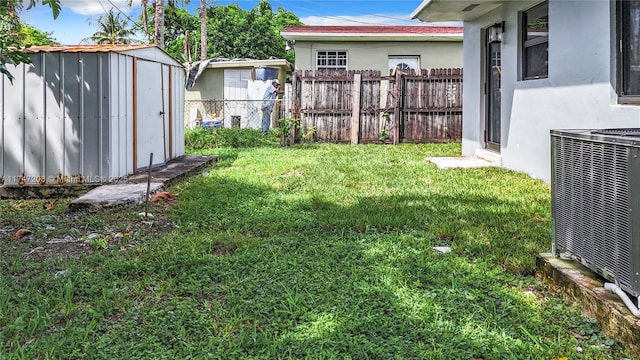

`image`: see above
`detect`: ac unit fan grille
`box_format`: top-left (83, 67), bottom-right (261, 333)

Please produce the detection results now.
top-left (552, 135), bottom-right (632, 288)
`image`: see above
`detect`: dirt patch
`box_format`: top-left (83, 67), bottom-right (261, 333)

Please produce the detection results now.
top-left (2, 198), bottom-right (177, 263)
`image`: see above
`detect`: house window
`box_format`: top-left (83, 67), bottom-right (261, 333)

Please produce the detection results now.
top-left (617, 0), bottom-right (640, 103)
top-left (521, 2), bottom-right (548, 80)
top-left (317, 51), bottom-right (347, 70)
top-left (388, 56), bottom-right (420, 73)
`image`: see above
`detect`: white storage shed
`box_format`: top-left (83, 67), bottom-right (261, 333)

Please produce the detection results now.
top-left (0, 44), bottom-right (185, 186)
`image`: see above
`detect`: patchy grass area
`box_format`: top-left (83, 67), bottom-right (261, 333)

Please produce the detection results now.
top-left (0, 140), bottom-right (633, 359)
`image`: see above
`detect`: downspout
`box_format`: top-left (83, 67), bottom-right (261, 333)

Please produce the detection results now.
top-left (604, 283), bottom-right (640, 317)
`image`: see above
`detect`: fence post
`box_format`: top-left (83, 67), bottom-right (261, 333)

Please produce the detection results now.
top-left (393, 71), bottom-right (402, 145)
top-left (351, 73), bottom-right (361, 144)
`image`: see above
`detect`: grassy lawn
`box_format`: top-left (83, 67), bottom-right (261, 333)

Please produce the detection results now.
top-left (0, 135), bottom-right (633, 359)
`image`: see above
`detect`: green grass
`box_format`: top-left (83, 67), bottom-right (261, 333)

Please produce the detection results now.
top-left (0, 139), bottom-right (633, 359)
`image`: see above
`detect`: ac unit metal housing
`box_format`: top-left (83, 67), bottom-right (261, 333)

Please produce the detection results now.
top-left (551, 128), bottom-right (640, 298)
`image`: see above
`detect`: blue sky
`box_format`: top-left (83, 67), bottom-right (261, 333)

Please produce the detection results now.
top-left (20, 0), bottom-right (452, 45)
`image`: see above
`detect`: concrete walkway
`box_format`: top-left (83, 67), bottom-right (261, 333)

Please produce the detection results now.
top-left (70, 155), bottom-right (218, 210)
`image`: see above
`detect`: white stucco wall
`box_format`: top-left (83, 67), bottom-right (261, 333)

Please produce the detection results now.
top-left (463, 0), bottom-right (640, 182)
top-left (293, 41), bottom-right (463, 73)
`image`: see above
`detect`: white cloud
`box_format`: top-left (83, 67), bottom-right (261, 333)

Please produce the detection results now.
top-left (60, 0), bottom-right (133, 15)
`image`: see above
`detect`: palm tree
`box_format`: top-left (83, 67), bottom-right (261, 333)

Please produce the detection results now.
top-left (200, 0), bottom-right (206, 60)
top-left (129, 0), bottom-right (201, 51)
top-left (86, 9), bottom-right (136, 44)
top-left (129, 1), bottom-right (190, 49)
top-left (154, 0), bottom-right (164, 48)
top-left (129, 0), bottom-right (150, 41)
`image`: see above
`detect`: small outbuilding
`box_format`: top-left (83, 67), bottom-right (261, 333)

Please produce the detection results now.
top-left (184, 57), bottom-right (292, 129)
top-left (0, 44), bottom-right (185, 186)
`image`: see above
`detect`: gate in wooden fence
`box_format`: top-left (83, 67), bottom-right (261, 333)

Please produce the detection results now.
top-left (291, 68), bottom-right (462, 144)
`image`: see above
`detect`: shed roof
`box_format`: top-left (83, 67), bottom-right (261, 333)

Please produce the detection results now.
top-left (201, 57), bottom-right (292, 70)
top-left (25, 44), bottom-right (183, 67)
top-left (281, 25), bottom-right (463, 41)
top-left (26, 44), bottom-right (157, 53)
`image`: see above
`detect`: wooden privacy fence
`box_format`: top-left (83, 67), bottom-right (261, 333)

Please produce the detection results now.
top-left (291, 68), bottom-right (463, 144)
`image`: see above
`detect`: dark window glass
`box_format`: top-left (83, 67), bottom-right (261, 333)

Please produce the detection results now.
top-left (522, 2), bottom-right (548, 79)
top-left (619, 0), bottom-right (640, 97)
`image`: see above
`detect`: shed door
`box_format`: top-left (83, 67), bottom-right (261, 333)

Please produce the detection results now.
top-left (136, 59), bottom-right (169, 170)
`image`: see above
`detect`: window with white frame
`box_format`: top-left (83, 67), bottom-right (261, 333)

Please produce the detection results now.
top-left (617, 0), bottom-right (640, 103)
top-left (521, 2), bottom-right (548, 80)
top-left (388, 56), bottom-right (420, 73)
top-left (316, 51), bottom-right (347, 70)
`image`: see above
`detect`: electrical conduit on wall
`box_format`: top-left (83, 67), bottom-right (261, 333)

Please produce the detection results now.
top-left (604, 283), bottom-right (640, 317)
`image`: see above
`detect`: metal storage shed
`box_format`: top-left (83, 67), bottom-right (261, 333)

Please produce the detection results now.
top-left (0, 44), bottom-right (185, 186)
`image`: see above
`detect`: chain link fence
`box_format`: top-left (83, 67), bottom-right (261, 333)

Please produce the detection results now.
top-left (185, 99), bottom-right (289, 130)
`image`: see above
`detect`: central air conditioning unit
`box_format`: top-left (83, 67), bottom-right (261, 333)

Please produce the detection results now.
top-left (551, 128), bottom-right (640, 298)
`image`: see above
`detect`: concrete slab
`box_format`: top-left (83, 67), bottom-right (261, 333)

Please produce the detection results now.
top-left (1, 155), bottom-right (218, 205)
top-left (536, 253), bottom-right (640, 357)
top-left (426, 157), bottom-right (497, 169)
top-left (67, 155), bottom-right (218, 209)
top-left (70, 183), bottom-right (164, 210)
top-left (127, 155), bottom-right (218, 186)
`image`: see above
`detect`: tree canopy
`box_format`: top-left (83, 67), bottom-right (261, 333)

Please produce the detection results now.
top-left (86, 8), bottom-right (137, 44)
top-left (18, 24), bottom-right (58, 47)
top-left (142, 0), bottom-right (301, 63)
top-left (0, 0), bottom-right (300, 81)
top-left (0, 0), bottom-right (61, 82)
top-left (204, 0), bottom-right (300, 63)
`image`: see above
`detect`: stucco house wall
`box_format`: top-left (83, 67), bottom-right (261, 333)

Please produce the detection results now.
top-left (292, 40), bottom-right (463, 73)
top-left (281, 26), bottom-right (463, 74)
top-left (185, 69), bottom-right (225, 100)
top-left (414, 0), bottom-right (640, 182)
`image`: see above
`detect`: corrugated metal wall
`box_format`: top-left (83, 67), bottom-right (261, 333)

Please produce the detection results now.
top-left (0, 50), bottom-right (185, 185)
top-left (172, 65), bottom-right (186, 158)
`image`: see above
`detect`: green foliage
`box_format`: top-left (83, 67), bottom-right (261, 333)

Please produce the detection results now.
top-left (379, 112), bottom-right (391, 142)
top-left (300, 126), bottom-right (316, 143)
top-left (141, 0), bottom-right (301, 64)
top-left (87, 237), bottom-right (108, 250)
top-left (0, 5), bottom-right (27, 82)
top-left (28, 0), bottom-right (61, 19)
top-left (204, 0), bottom-right (301, 62)
top-left (86, 9), bottom-right (137, 44)
top-left (0, 144), bottom-right (634, 359)
top-left (277, 117), bottom-right (300, 146)
top-left (143, 4), bottom-right (198, 61)
top-left (185, 127), bottom-right (280, 150)
top-left (0, 0), bottom-right (61, 82)
top-left (18, 24), bottom-right (57, 46)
